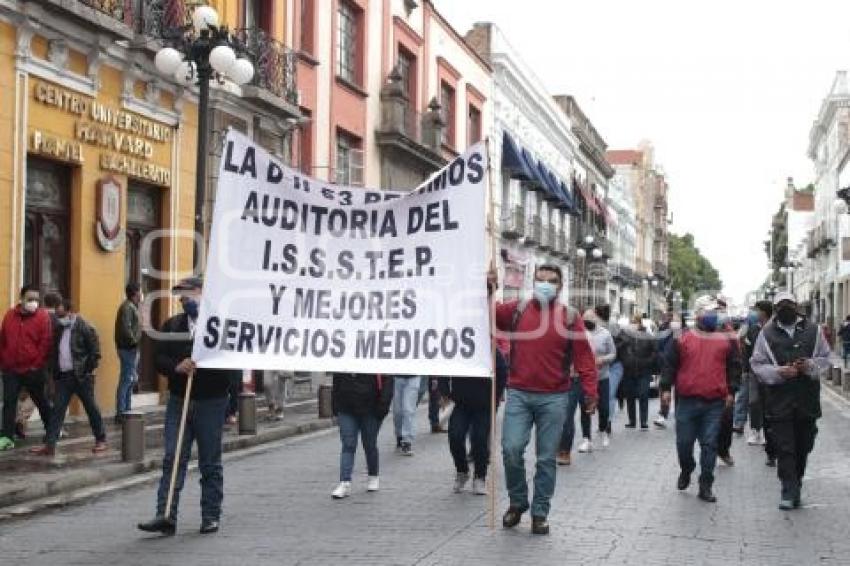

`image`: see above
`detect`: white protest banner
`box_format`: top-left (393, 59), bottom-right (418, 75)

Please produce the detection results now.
top-left (192, 129), bottom-right (491, 377)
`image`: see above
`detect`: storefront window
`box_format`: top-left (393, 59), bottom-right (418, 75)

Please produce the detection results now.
top-left (24, 158), bottom-right (70, 297)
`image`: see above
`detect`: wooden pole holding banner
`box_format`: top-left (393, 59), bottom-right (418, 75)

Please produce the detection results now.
top-left (164, 369), bottom-right (194, 520)
top-left (485, 137), bottom-right (499, 531)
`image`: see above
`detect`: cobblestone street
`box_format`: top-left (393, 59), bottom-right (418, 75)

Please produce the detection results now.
top-left (2, 390), bottom-right (849, 566)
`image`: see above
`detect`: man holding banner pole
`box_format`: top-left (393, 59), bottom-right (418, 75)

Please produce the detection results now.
top-left (494, 264), bottom-right (598, 535)
top-left (138, 277), bottom-right (241, 536)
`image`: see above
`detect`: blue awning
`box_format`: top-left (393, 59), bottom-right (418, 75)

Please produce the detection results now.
top-left (501, 131), bottom-right (535, 182)
top-left (521, 149), bottom-right (547, 190)
top-left (537, 161), bottom-right (561, 203)
top-left (557, 180), bottom-right (577, 214)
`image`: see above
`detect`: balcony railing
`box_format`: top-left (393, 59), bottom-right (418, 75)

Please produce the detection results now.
top-left (235, 29), bottom-right (299, 104)
top-left (79, 0), bottom-right (130, 22)
top-left (501, 205), bottom-right (526, 239)
top-left (538, 226), bottom-right (554, 251)
top-left (525, 215), bottom-right (542, 246)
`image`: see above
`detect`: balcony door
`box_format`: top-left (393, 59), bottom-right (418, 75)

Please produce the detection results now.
top-left (244, 0), bottom-right (273, 33)
top-left (24, 158), bottom-right (71, 299)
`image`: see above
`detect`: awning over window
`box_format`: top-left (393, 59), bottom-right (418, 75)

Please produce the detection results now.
top-left (500, 131), bottom-right (575, 213)
top-left (575, 179), bottom-right (601, 216)
top-left (536, 161), bottom-right (561, 204)
top-left (501, 131), bottom-right (535, 183)
top-left (558, 181), bottom-right (577, 214)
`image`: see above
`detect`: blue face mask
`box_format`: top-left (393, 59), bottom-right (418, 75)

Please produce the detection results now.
top-left (182, 299), bottom-right (199, 319)
top-left (698, 312), bottom-right (719, 332)
top-left (533, 281), bottom-right (558, 305)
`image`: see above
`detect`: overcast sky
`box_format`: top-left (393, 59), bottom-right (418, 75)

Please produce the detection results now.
top-left (436, 0), bottom-right (850, 304)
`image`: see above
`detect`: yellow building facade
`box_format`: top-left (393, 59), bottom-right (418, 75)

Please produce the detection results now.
top-left (0, 1), bottom-right (299, 413)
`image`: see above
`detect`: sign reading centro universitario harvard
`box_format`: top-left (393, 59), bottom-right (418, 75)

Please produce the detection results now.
top-left (192, 129), bottom-right (492, 378)
top-left (29, 81), bottom-right (174, 187)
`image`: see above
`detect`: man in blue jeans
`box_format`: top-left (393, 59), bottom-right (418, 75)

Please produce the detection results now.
top-left (661, 296), bottom-right (741, 503)
top-left (393, 375), bottom-right (421, 456)
top-left (114, 283), bottom-right (142, 424)
top-left (493, 265), bottom-right (598, 535)
top-left (137, 277), bottom-right (241, 536)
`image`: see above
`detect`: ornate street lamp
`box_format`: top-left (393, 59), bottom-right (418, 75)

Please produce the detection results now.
top-left (155, 6), bottom-right (255, 266)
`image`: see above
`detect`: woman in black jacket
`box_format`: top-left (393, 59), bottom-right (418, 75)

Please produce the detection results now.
top-left (331, 373), bottom-right (393, 499)
top-left (618, 316), bottom-right (658, 429)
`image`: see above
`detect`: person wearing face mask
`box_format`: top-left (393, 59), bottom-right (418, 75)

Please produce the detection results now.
top-left (138, 277), bottom-right (241, 536)
top-left (660, 296), bottom-right (741, 503)
top-left (0, 285), bottom-right (53, 451)
top-left (114, 283), bottom-right (142, 425)
top-left (492, 264), bottom-right (598, 535)
top-left (31, 299), bottom-right (105, 457)
top-left (618, 315), bottom-right (658, 430)
top-left (750, 292), bottom-right (831, 510)
top-left (575, 309), bottom-right (616, 452)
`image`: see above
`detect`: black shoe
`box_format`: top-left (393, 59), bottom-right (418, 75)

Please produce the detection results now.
top-left (502, 505), bottom-right (528, 529)
top-left (677, 470), bottom-right (691, 491)
top-left (640, 424), bottom-right (649, 431)
top-left (531, 516), bottom-right (549, 535)
top-left (114, 414), bottom-right (124, 426)
top-left (719, 453), bottom-right (735, 466)
top-left (697, 487), bottom-right (717, 503)
top-left (400, 442), bottom-right (413, 456)
top-left (766, 456), bottom-right (777, 467)
top-left (199, 519), bottom-right (220, 534)
top-left (137, 516), bottom-right (176, 536)
top-left (624, 423), bottom-right (636, 429)
top-left (732, 426), bottom-right (744, 435)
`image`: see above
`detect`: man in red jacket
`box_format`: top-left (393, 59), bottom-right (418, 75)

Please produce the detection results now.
top-left (493, 264), bottom-right (598, 535)
top-left (0, 285), bottom-right (53, 450)
top-left (660, 295), bottom-right (741, 503)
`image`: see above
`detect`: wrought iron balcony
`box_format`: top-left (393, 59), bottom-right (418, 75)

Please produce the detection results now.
top-left (501, 205), bottom-right (526, 240)
top-left (524, 215), bottom-right (542, 246)
top-left (653, 260), bottom-right (668, 280)
top-left (235, 29), bottom-right (299, 105)
top-left (538, 225), bottom-right (555, 251)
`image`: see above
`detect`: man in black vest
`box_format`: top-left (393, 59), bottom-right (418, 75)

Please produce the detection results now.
top-left (750, 292), bottom-right (832, 510)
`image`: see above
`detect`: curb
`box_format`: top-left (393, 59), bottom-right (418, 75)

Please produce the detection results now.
top-left (0, 417), bottom-right (336, 522)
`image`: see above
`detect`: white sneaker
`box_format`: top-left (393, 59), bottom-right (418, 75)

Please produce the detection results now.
top-left (653, 415), bottom-right (667, 428)
top-left (453, 472), bottom-right (470, 493)
top-left (578, 438), bottom-right (592, 453)
top-left (331, 481), bottom-right (351, 499)
top-left (747, 430), bottom-right (760, 446)
top-left (472, 477), bottom-right (487, 495)
top-left (367, 476), bottom-right (380, 492)
top-left (601, 432), bottom-right (610, 448)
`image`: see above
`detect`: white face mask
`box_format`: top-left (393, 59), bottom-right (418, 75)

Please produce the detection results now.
top-left (23, 300), bottom-right (39, 313)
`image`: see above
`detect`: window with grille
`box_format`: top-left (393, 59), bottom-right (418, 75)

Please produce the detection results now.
top-left (337, 2), bottom-right (358, 83)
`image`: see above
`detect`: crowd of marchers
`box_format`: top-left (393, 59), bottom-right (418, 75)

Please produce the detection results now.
top-left (0, 267), bottom-right (831, 537)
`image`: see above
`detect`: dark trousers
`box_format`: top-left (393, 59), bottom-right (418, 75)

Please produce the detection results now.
top-left (448, 403), bottom-right (491, 479)
top-left (2, 370), bottom-right (51, 440)
top-left (581, 379), bottom-right (611, 438)
top-left (428, 378), bottom-right (440, 426)
top-left (47, 373), bottom-right (106, 446)
top-left (843, 341), bottom-right (850, 366)
top-left (156, 395), bottom-right (228, 521)
top-left (675, 397), bottom-right (725, 487)
top-left (338, 411), bottom-right (380, 481)
top-left (717, 403), bottom-right (734, 458)
top-left (560, 378), bottom-right (583, 451)
top-left (770, 415), bottom-right (818, 497)
top-left (623, 375), bottom-right (651, 427)
top-left (226, 373), bottom-right (242, 417)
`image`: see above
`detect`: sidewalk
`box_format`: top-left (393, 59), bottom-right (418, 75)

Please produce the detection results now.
top-left (0, 396), bottom-right (333, 519)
